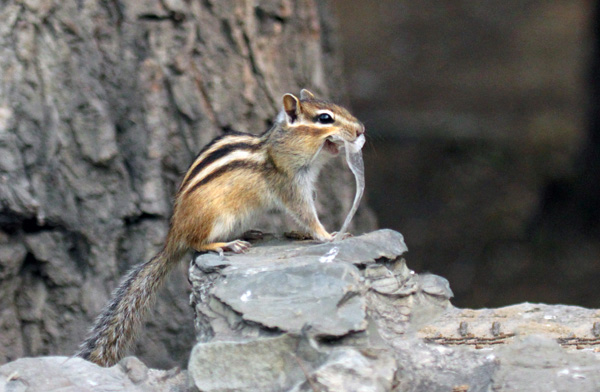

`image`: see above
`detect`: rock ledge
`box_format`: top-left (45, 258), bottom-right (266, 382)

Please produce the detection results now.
top-left (2, 230), bottom-right (599, 392)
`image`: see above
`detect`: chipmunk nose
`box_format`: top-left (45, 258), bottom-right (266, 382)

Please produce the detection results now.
top-left (357, 123), bottom-right (365, 136)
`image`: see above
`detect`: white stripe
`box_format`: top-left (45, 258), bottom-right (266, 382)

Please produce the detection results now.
top-left (197, 135), bottom-right (259, 162)
top-left (181, 135), bottom-right (260, 186)
top-left (181, 149), bottom-right (265, 194)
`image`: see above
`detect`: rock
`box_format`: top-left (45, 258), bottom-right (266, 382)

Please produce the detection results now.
top-left (492, 336), bottom-right (600, 391)
top-left (290, 347), bottom-right (397, 392)
top-left (392, 338), bottom-right (498, 392)
top-left (418, 302), bottom-right (600, 348)
top-left (188, 334), bottom-right (326, 392)
top-left (188, 229), bottom-right (452, 391)
top-left (187, 333), bottom-right (397, 392)
top-left (189, 229), bottom-right (422, 344)
top-left (281, 229), bottom-right (408, 265)
top-left (0, 356), bottom-right (187, 392)
top-left (2, 229), bottom-right (600, 391)
top-left (187, 229), bottom-right (600, 392)
top-left (213, 261), bottom-right (366, 337)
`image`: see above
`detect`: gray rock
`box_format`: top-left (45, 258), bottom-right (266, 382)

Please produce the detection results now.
top-left (281, 229), bottom-right (409, 265)
top-left (418, 302), bottom-right (600, 347)
top-left (0, 356), bottom-right (187, 392)
top-left (188, 229), bottom-right (452, 391)
top-left (213, 261), bottom-right (366, 337)
top-left (3, 229), bottom-right (600, 392)
top-left (186, 229), bottom-right (600, 392)
top-left (188, 334), bottom-right (325, 392)
top-left (190, 230), bottom-right (415, 343)
top-left (393, 338), bottom-right (498, 392)
top-left (290, 347), bottom-right (397, 392)
top-left (492, 336), bottom-right (600, 392)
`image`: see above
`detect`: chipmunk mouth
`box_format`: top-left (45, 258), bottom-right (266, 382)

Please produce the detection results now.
top-left (324, 138), bottom-right (342, 155)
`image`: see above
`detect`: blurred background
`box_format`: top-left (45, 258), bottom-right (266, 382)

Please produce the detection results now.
top-left (0, 0), bottom-right (597, 367)
top-left (331, 0), bottom-right (600, 308)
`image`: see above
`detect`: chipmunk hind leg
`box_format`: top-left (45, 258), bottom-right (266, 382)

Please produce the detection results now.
top-left (190, 213), bottom-right (254, 254)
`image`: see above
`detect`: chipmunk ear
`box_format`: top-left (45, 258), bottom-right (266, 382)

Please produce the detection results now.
top-left (300, 89), bottom-right (315, 100)
top-left (282, 93), bottom-right (301, 123)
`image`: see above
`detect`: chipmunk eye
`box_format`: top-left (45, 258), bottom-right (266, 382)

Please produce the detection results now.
top-left (316, 113), bottom-right (334, 124)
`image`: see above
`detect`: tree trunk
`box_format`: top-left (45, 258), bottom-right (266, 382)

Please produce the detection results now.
top-left (0, 0), bottom-right (375, 368)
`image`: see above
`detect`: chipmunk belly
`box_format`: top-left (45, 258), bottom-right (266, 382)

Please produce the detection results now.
top-left (207, 211), bottom-right (255, 242)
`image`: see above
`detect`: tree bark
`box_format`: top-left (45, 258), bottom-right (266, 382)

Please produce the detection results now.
top-left (0, 0), bottom-right (375, 368)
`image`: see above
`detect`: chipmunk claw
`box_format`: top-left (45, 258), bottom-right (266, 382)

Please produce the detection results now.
top-left (223, 240), bottom-right (252, 254)
top-left (331, 232), bottom-right (353, 240)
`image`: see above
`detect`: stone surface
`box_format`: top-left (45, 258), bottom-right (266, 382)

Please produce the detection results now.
top-left (0, 356), bottom-right (187, 392)
top-left (189, 230), bottom-right (424, 343)
top-left (188, 334), bottom-right (325, 392)
top-left (213, 261), bottom-right (366, 337)
top-left (290, 347), bottom-right (397, 392)
top-left (492, 336), bottom-right (600, 391)
top-left (419, 302), bottom-right (600, 349)
top-left (186, 229), bottom-right (600, 392)
top-left (2, 230), bottom-right (600, 391)
top-left (393, 338), bottom-right (498, 392)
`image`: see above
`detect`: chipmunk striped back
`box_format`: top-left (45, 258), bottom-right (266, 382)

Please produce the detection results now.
top-left (178, 132), bottom-right (265, 196)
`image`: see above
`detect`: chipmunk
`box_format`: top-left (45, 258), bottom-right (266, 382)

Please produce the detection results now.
top-left (77, 89), bottom-right (365, 366)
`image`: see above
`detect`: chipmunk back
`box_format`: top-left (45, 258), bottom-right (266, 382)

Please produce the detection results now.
top-left (77, 89), bottom-right (365, 366)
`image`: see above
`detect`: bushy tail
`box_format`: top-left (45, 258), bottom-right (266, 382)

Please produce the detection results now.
top-left (77, 245), bottom-right (185, 366)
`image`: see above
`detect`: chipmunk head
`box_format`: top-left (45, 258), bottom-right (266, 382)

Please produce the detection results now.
top-left (279, 89), bottom-right (365, 156)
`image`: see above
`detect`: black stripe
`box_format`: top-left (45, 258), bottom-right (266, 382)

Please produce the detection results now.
top-left (191, 131), bottom-right (242, 157)
top-left (190, 131), bottom-right (255, 162)
top-left (183, 132), bottom-right (256, 175)
top-left (185, 160), bottom-right (266, 196)
top-left (179, 141), bottom-right (262, 192)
